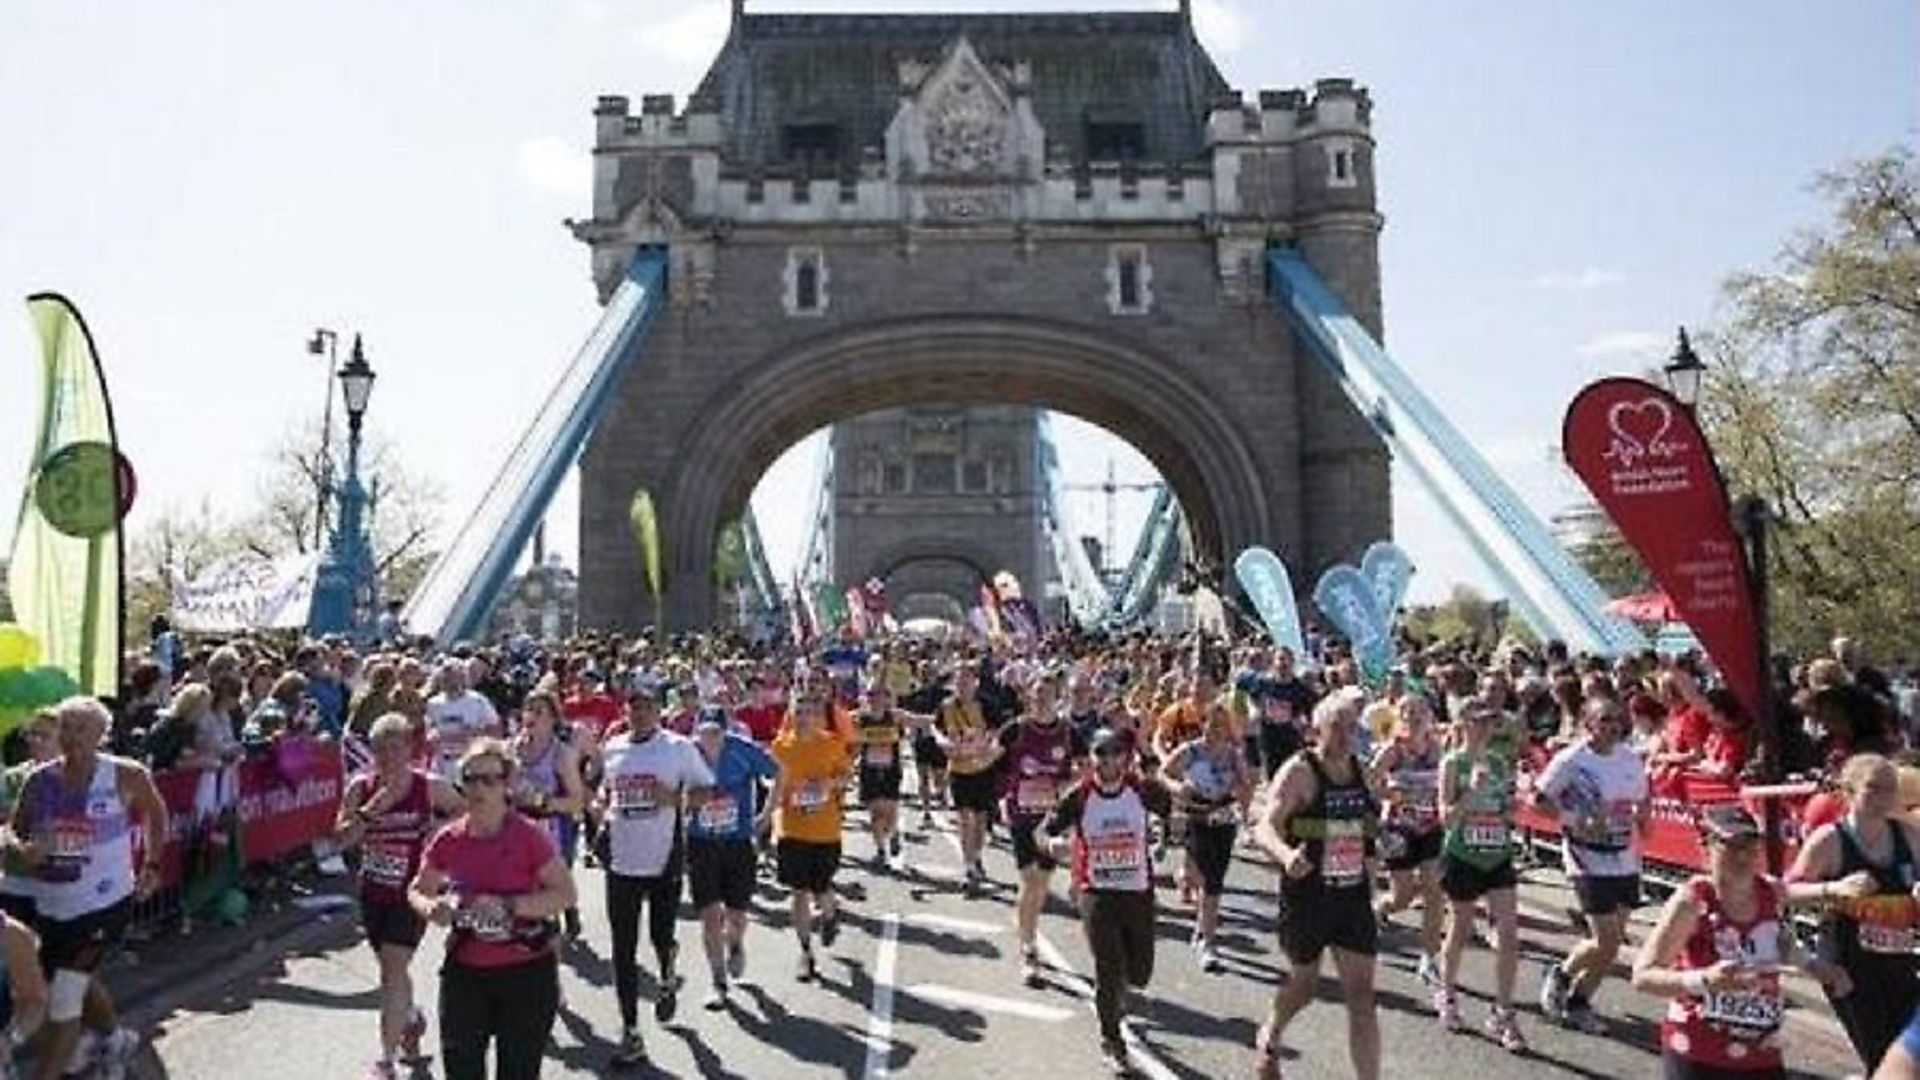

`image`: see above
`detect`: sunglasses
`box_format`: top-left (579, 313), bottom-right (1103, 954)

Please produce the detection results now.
top-left (461, 771), bottom-right (507, 787)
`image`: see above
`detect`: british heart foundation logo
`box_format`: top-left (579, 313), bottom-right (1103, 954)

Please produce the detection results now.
top-left (1603, 397), bottom-right (1684, 471)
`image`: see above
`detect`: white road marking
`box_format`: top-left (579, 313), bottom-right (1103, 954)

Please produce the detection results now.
top-left (1035, 932), bottom-right (1182, 1080)
top-left (902, 983), bottom-right (1075, 1022)
top-left (862, 912), bottom-right (902, 1080)
top-left (903, 912), bottom-right (1005, 936)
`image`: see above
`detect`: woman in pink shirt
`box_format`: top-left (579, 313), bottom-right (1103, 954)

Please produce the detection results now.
top-left (409, 739), bottom-right (577, 1080)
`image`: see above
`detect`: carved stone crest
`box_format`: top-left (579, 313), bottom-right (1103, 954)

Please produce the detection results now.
top-left (927, 75), bottom-right (1004, 175)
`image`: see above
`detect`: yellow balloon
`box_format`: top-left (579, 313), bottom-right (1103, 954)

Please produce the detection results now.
top-left (0, 625), bottom-right (40, 670)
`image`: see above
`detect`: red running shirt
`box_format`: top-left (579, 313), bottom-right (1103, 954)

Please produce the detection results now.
top-left (1662, 875), bottom-right (1786, 1072)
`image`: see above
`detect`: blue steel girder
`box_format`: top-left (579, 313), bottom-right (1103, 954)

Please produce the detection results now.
top-left (402, 248), bottom-right (670, 646)
top-left (1266, 249), bottom-right (1645, 655)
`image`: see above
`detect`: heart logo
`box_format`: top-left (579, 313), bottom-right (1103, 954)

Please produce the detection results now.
top-left (1605, 398), bottom-right (1677, 467)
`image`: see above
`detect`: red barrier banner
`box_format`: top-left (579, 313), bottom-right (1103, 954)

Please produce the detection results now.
top-left (149, 742), bottom-right (344, 888)
top-left (1562, 378), bottom-right (1762, 722)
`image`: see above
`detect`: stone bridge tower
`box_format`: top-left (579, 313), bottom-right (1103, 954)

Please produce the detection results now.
top-left (570, 3), bottom-right (1389, 632)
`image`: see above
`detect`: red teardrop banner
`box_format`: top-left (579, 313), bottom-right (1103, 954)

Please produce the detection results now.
top-left (1562, 377), bottom-right (1762, 723)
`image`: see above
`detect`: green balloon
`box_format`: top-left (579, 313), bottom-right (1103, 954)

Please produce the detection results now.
top-left (0, 671), bottom-right (29, 709)
top-left (18, 667), bottom-right (77, 709)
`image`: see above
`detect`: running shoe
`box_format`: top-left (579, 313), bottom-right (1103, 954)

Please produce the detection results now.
top-left (797, 950), bottom-right (818, 983)
top-left (703, 980), bottom-right (730, 1012)
top-left (1537, 962), bottom-right (1571, 1022)
top-left (365, 1060), bottom-right (399, 1080)
top-left (1563, 1000), bottom-right (1607, 1035)
top-left (1486, 1007), bottom-right (1528, 1054)
top-left (1019, 946), bottom-right (1043, 987)
top-left (655, 971), bottom-right (683, 1024)
top-left (400, 1006), bottom-right (428, 1062)
top-left (1100, 1040), bottom-right (1131, 1077)
top-left (1414, 953), bottom-right (1440, 988)
top-left (1253, 1023), bottom-right (1283, 1080)
top-left (1434, 988), bottom-right (1462, 1033)
top-left (1198, 944), bottom-right (1222, 973)
top-left (563, 907), bottom-right (583, 940)
top-left (727, 939), bottom-right (747, 981)
top-left (820, 911), bottom-right (841, 948)
top-left (95, 1028), bottom-right (141, 1080)
top-left (889, 835), bottom-right (904, 860)
top-left (871, 851), bottom-right (890, 874)
top-left (610, 1028), bottom-right (648, 1068)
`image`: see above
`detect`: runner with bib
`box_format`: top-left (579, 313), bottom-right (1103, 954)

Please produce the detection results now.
top-left (1786, 753), bottom-right (1920, 1071)
top-left (1368, 694), bottom-right (1445, 987)
top-left (511, 691), bottom-right (586, 940)
top-left (595, 681), bottom-right (715, 1067)
top-left (1161, 700), bottom-right (1253, 973)
top-left (1252, 687), bottom-right (1381, 1080)
top-left (685, 713), bottom-right (779, 1010)
top-left (770, 684), bottom-right (854, 984)
top-left (336, 714), bottom-right (463, 1079)
top-left (937, 666), bottom-right (1003, 893)
top-left (1044, 728), bottom-right (1174, 1078)
top-left (998, 668), bottom-right (1088, 986)
top-left (409, 739), bottom-right (576, 1080)
top-left (1435, 700), bottom-right (1528, 1054)
top-left (852, 683), bottom-right (929, 873)
top-left (1537, 697), bottom-right (1650, 1035)
top-left (1636, 804), bottom-right (1850, 1079)
top-left (8, 698), bottom-right (167, 1080)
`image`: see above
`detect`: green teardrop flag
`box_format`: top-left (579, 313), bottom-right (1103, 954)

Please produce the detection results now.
top-left (628, 488), bottom-right (662, 635)
top-left (9, 295), bottom-right (124, 698)
top-left (713, 519), bottom-right (748, 586)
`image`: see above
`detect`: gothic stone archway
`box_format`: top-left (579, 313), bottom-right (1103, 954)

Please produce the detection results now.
top-left (572, 10), bottom-right (1390, 632)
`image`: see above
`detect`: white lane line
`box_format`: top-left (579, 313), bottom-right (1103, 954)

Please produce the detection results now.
top-left (903, 983), bottom-right (1075, 1022)
top-left (862, 912), bottom-right (902, 1080)
top-left (1034, 932), bottom-right (1182, 1080)
top-left (903, 912), bottom-right (1005, 936)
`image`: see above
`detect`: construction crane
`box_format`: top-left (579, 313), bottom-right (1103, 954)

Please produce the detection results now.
top-left (1061, 459), bottom-right (1163, 583)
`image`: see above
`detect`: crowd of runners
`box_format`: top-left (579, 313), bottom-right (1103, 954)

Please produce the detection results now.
top-left (0, 621), bottom-right (1916, 1079)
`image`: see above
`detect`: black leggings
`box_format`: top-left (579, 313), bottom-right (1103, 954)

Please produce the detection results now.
top-left (439, 955), bottom-right (559, 1080)
top-left (1081, 890), bottom-right (1156, 1048)
top-left (607, 870), bottom-right (682, 1029)
top-left (1829, 952), bottom-right (1920, 1073)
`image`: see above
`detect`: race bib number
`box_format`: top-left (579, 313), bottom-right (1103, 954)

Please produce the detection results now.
top-left (1016, 779), bottom-right (1057, 815)
top-left (1323, 826), bottom-right (1366, 888)
top-left (697, 796), bottom-right (738, 832)
top-left (1703, 988), bottom-right (1783, 1035)
top-left (1088, 832), bottom-right (1144, 888)
top-left (611, 774), bottom-right (661, 818)
top-left (1859, 921), bottom-right (1919, 955)
top-left (794, 782), bottom-right (829, 813)
top-left (41, 819), bottom-right (92, 882)
top-left (462, 903), bottom-right (512, 942)
top-left (1262, 698), bottom-right (1294, 726)
top-left (361, 844), bottom-right (410, 888)
top-left (1463, 814), bottom-right (1509, 852)
top-left (865, 743), bottom-right (896, 769)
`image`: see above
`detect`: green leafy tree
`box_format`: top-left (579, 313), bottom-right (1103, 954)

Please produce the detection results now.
top-left (1701, 145), bottom-right (1920, 661)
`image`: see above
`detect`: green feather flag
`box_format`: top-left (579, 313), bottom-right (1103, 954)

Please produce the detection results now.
top-left (628, 488), bottom-right (662, 637)
top-left (713, 519), bottom-right (748, 586)
top-left (8, 294), bottom-right (124, 698)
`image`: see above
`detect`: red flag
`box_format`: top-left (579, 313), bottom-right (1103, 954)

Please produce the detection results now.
top-left (1563, 378), bottom-right (1761, 721)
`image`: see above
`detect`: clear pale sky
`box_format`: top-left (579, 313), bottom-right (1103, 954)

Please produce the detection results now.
top-left (1, 0), bottom-right (1914, 606)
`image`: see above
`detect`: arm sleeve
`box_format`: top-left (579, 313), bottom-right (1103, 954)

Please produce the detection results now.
top-left (1045, 787), bottom-right (1085, 837)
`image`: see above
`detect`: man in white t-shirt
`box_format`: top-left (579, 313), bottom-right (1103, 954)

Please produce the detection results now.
top-left (596, 680), bottom-right (714, 1067)
top-left (1534, 697), bottom-right (1649, 1034)
top-left (425, 663), bottom-right (500, 784)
